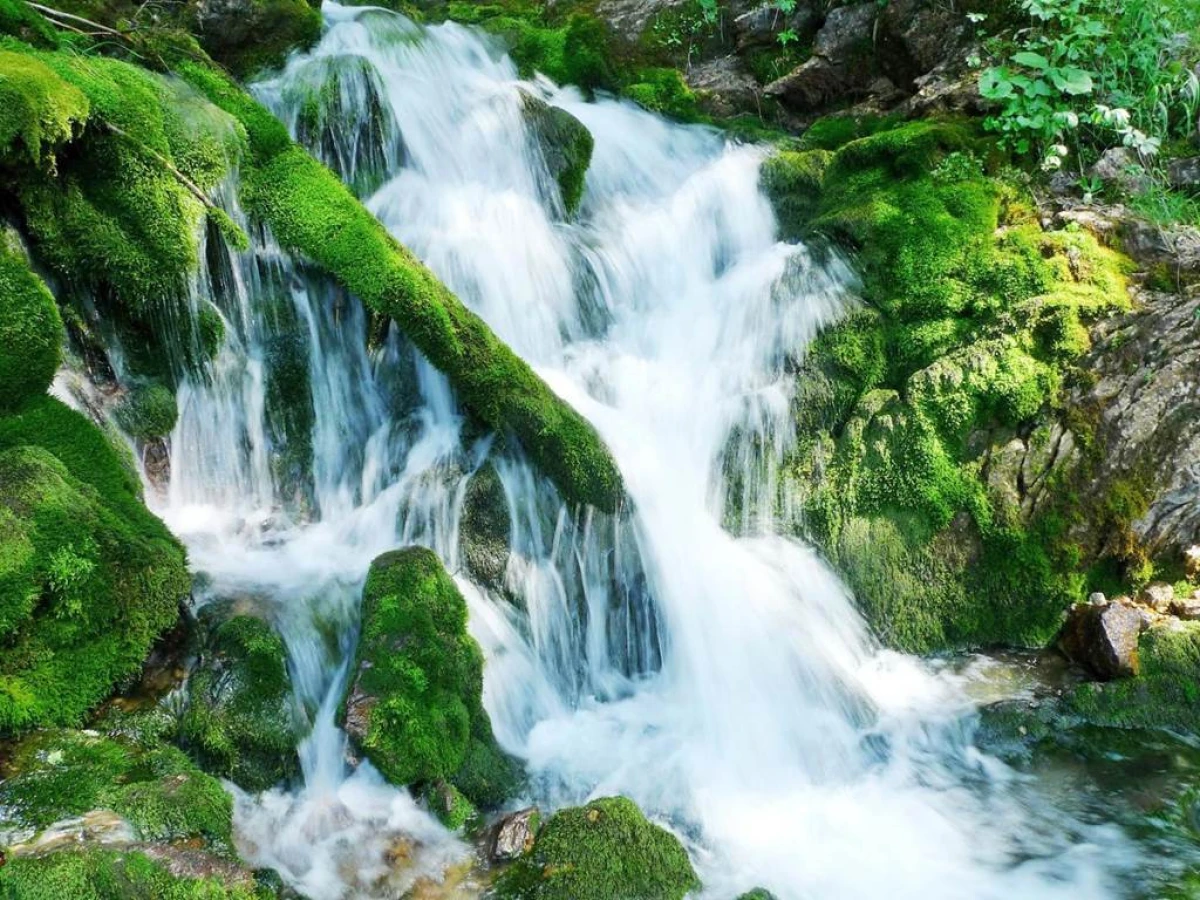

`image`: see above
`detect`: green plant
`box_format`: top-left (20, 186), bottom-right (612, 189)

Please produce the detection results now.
top-left (777, 27), bottom-right (798, 48)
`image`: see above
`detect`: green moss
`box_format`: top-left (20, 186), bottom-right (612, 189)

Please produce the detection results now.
top-left (0, 399), bottom-right (189, 735)
top-left (769, 119), bottom-right (1132, 652)
top-left (192, 0), bottom-right (322, 79)
top-left (0, 728), bottom-right (233, 850)
top-left (1068, 623), bottom-right (1200, 733)
top-left (178, 609), bottom-right (302, 792)
top-left (0, 848), bottom-right (270, 900)
top-left (736, 891), bottom-right (778, 900)
top-left (0, 0), bottom-right (62, 48)
top-left (495, 796), bottom-right (699, 900)
top-left (0, 48), bottom-right (88, 167)
top-left (421, 780), bottom-right (478, 831)
top-left (0, 236), bottom-right (63, 413)
top-left (343, 547), bottom-right (520, 806)
top-left (114, 382), bottom-right (177, 440)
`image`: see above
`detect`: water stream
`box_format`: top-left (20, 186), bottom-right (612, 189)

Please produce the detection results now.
top-left (132, 4), bottom-right (1152, 897)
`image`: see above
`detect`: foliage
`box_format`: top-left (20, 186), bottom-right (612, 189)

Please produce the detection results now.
top-left (0, 235), bottom-right (63, 413)
top-left (114, 382), bottom-right (178, 440)
top-left (494, 796), bottom-right (700, 900)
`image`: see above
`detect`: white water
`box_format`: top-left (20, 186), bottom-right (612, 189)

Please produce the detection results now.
top-left (137, 5), bottom-right (1143, 898)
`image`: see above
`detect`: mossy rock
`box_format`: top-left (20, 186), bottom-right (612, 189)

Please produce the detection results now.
top-left (0, 727), bottom-right (233, 850)
top-left (0, 234), bottom-right (63, 414)
top-left (0, 47), bottom-right (88, 168)
top-left (494, 796), bottom-right (699, 900)
top-left (522, 94), bottom-right (593, 216)
top-left (114, 382), bottom-right (178, 441)
top-left (191, 0), bottom-right (323, 80)
top-left (459, 462), bottom-right (512, 595)
top-left (340, 547), bottom-right (521, 807)
top-left (178, 606), bottom-right (304, 792)
top-left (178, 61), bottom-right (622, 511)
top-left (736, 891), bottom-right (778, 900)
top-left (0, 847), bottom-right (274, 899)
top-left (0, 400), bottom-right (190, 735)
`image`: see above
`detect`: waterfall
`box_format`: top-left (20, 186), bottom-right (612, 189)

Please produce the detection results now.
top-left (141, 4), bottom-right (1143, 897)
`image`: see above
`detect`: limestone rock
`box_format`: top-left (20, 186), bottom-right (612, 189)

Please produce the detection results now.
top-left (1059, 599), bottom-right (1143, 679)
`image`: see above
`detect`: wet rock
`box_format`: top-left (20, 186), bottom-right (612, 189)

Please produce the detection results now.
top-left (686, 55), bottom-right (761, 118)
top-left (1059, 599), bottom-right (1143, 679)
top-left (521, 94), bottom-right (594, 216)
top-left (488, 806), bottom-right (540, 861)
top-left (459, 463), bottom-right (512, 595)
top-left (1168, 157), bottom-right (1200, 190)
top-left (192, 0), bottom-right (322, 78)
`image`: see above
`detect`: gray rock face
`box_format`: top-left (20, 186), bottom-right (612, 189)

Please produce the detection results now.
top-left (981, 422), bottom-right (1079, 525)
top-left (734, 2), bottom-right (818, 51)
top-left (1081, 287), bottom-right (1200, 555)
top-left (686, 55), bottom-right (761, 118)
top-left (1089, 147), bottom-right (1151, 194)
top-left (595, 0), bottom-right (686, 40)
top-left (764, 3), bottom-right (878, 111)
top-left (488, 806), bottom-right (539, 861)
top-left (1059, 599), bottom-right (1143, 679)
top-left (1168, 157), bottom-right (1200, 189)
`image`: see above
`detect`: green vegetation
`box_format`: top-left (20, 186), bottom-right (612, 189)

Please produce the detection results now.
top-left (0, 727), bottom-right (233, 849)
top-left (191, 0), bottom-right (322, 79)
top-left (764, 119), bottom-right (1133, 651)
top-left (0, 848), bottom-right (272, 900)
top-left (178, 608), bottom-right (303, 792)
top-left (494, 796), bottom-right (699, 900)
top-left (0, 400), bottom-right (190, 735)
top-left (114, 382), bottom-right (178, 440)
top-left (342, 547), bottom-right (520, 807)
top-left (0, 235), bottom-right (62, 413)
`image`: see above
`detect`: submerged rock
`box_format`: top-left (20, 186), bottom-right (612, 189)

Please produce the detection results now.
top-left (341, 547), bottom-right (521, 807)
top-left (494, 796), bottom-right (699, 900)
top-left (178, 605), bottom-right (304, 792)
top-left (1058, 599), bottom-right (1144, 679)
top-left (459, 462), bottom-right (512, 596)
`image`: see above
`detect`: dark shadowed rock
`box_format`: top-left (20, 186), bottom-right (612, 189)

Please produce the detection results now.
top-left (1059, 600), bottom-right (1143, 679)
top-left (459, 463), bottom-right (512, 595)
top-left (733, 1), bottom-right (819, 51)
top-left (765, 3), bottom-right (877, 111)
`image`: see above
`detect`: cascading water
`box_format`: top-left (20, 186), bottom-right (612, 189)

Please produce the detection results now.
top-left (132, 4), bottom-right (1149, 897)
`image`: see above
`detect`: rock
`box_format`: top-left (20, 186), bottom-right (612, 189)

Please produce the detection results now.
top-left (1168, 157), bottom-right (1200, 189)
top-left (1089, 592), bottom-right (1107, 605)
top-left (1186, 545), bottom-right (1200, 580)
top-left (1089, 147), bottom-right (1151, 195)
top-left (493, 796), bottom-right (699, 900)
top-left (521, 94), bottom-right (594, 216)
top-left (734, 2), bottom-right (818, 51)
top-left (459, 463), bottom-right (512, 596)
top-left (340, 547), bottom-right (521, 807)
top-left (1059, 600), bottom-right (1143, 679)
top-left (878, 0), bottom-right (970, 78)
top-left (595, 0), bottom-right (686, 41)
top-left (178, 603), bottom-right (305, 792)
top-left (1169, 595), bottom-right (1200, 620)
top-left (1139, 581), bottom-right (1176, 613)
top-left (765, 3), bottom-right (878, 112)
top-left (192, 0), bottom-right (323, 78)
top-left (737, 891), bottom-right (779, 900)
top-left (488, 807), bottom-right (540, 861)
top-left (685, 55), bottom-right (761, 119)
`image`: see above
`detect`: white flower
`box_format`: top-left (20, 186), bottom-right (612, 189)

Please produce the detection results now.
top-left (1041, 154), bottom-right (1063, 172)
top-left (1052, 143), bottom-right (1069, 157)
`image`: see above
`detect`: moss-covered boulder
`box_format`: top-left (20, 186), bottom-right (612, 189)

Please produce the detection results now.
top-left (113, 381), bottom-right (178, 441)
top-left (178, 606), bottom-right (303, 792)
top-left (0, 847), bottom-right (275, 900)
top-left (494, 796), bottom-right (699, 900)
top-left (0, 233), bottom-right (62, 414)
top-left (340, 547), bottom-right (521, 808)
top-left (522, 93), bottom-right (593, 216)
top-left (763, 119), bottom-right (1133, 652)
top-left (191, 0), bottom-right (322, 79)
top-left (459, 462), bottom-right (512, 595)
top-left (0, 726), bottom-right (233, 850)
top-left (0, 398), bottom-right (190, 735)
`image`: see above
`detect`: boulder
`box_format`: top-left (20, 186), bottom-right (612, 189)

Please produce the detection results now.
top-left (1186, 545), bottom-right (1200, 580)
top-left (1089, 147), bottom-right (1151, 195)
top-left (178, 604), bottom-right (304, 792)
top-left (1168, 157), bottom-right (1200, 190)
top-left (1168, 594), bottom-right (1200, 621)
top-left (765, 3), bottom-right (878, 112)
top-left (192, 0), bottom-right (322, 78)
top-left (686, 55), bottom-right (761, 119)
top-left (488, 806), bottom-right (540, 861)
top-left (341, 547), bottom-right (521, 807)
top-left (493, 796), bottom-right (698, 900)
top-left (459, 463), bottom-right (512, 596)
top-left (1058, 599), bottom-right (1143, 679)
top-left (733, 1), bottom-right (819, 51)
top-left (595, 0), bottom-right (685, 42)
top-left (1139, 581), bottom-right (1176, 613)
top-left (522, 94), bottom-right (594, 216)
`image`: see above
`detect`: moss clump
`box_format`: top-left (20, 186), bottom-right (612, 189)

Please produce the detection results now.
top-left (736, 891), bottom-right (778, 900)
top-left (522, 94), bottom-right (593, 216)
top-left (114, 382), bottom-right (177, 440)
top-left (767, 120), bottom-right (1132, 652)
top-left (0, 48), bottom-right (88, 167)
top-left (494, 796), bottom-right (699, 900)
top-left (0, 728), bottom-right (233, 850)
top-left (1068, 623), bottom-right (1200, 733)
top-left (0, 399), bottom-right (189, 735)
top-left (177, 60), bottom-right (620, 509)
top-left (0, 236), bottom-right (63, 413)
top-left (0, 848), bottom-right (271, 900)
top-left (178, 609), bottom-right (303, 792)
top-left (341, 547), bottom-right (520, 806)
top-left (191, 0), bottom-right (322, 79)
top-left (0, 0), bottom-right (62, 49)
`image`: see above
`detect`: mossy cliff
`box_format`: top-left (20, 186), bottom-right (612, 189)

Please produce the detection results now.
top-left (762, 117), bottom-right (1134, 653)
top-left (340, 547), bottom-right (521, 810)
